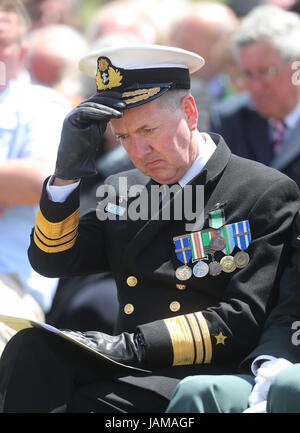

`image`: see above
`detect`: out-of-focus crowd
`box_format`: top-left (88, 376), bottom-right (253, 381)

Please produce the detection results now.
top-left (17, 0), bottom-right (300, 110)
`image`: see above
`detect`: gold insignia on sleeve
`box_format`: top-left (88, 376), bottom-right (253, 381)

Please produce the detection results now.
top-left (96, 56), bottom-right (123, 91)
top-left (214, 331), bottom-right (227, 345)
top-left (164, 312), bottom-right (212, 366)
top-left (33, 207), bottom-right (79, 253)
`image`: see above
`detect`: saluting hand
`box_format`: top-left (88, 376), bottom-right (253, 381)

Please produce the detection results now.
top-left (54, 91), bottom-right (126, 180)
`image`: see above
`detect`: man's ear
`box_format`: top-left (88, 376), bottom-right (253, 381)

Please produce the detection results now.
top-left (181, 94), bottom-right (198, 131)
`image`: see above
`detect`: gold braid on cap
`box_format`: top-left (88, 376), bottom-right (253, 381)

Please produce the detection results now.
top-left (122, 87), bottom-right (161, 105)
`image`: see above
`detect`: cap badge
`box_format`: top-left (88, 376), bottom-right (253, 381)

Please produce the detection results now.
top-left (96, 56), bottom-right (123, 91)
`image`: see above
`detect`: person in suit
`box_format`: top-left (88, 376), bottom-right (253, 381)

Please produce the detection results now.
top-left (166, 210), bottom-right (300, 413)
top-left (0, 44), bottom-right (299, 413)
top-left (210, 5), bottom-right (300, 189)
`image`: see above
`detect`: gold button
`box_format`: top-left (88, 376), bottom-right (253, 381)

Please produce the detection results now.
top-left (170, 301), bottom-right (181, 312)
top-left (176, 284), bottom-right (186, 290)
top-left (126, 276), bottom-right (138, 287)
top-left (124, 303), bottom-right (134, 315)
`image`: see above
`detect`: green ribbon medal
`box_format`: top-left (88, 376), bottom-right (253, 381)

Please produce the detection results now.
top-left (209, 208), bottom-right (225, 229)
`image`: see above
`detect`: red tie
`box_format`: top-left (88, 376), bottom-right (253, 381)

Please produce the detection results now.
top-left (272, 119), bottom-right (286, 156)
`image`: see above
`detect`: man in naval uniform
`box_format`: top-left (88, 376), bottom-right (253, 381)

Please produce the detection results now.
top-left (0, 45), bottom-right (299, 413)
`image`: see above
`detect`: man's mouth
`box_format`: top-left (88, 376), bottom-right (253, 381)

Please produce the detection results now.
top-left (146, 159), bottom-right (163, 168)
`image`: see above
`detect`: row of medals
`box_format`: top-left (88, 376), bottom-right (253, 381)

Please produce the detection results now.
top-left (175, 234), bottom-right (250, 281)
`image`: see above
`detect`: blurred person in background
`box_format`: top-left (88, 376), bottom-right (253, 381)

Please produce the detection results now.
top-left (122, 0), bottom-right (190, 46)
top-left (289, 0), bottom-right (300, 12)
top-left (210, 5), bottom-right (300, 189)
top-left (26, 23), bottom-right (88, 106)
top-left (0, 0), bottom-right (70, 354)
top-left (85, 0), bottom-right (190, 46)
top-left (21, 0), bottom-right (81, 30)
top-left (168, 1), bottom-right (239, 131)
top-left (265, 0), bottom-right (297, 8)
top-left (85, 0), bottom-right (158, 45)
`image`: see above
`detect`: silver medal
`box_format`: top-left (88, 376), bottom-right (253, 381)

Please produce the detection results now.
top-left (210, 235), bottom-right (227, 251)
top-left (193, 260), bottom-right (209, 278)
top-left (175, 265), bottom-right (192, 281)
top-left (209, 260), bottom-right (222, 276)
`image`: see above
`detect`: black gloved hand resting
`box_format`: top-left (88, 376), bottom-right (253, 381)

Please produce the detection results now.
top-left (63, 329), bottom-right (147, 367)
top-left (54, 91), bottom-right (126, 180)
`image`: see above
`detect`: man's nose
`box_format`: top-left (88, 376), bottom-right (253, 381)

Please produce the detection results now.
top-left (246, 77), bottom-right (266, 93)
top-left (132, 136), bottom-right (152, 157)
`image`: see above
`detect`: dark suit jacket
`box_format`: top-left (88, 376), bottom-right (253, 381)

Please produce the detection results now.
top-left (210, 92), bottom-right (300, 189)
top-left (240, 211), bottom-right (300, 371)
top-left (28, 133), bottom-right (300, 379)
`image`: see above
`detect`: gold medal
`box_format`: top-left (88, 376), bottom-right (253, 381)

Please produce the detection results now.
top-left (234, 251), bottom-right (250, 268)
top-left (220, 255), bottom-right (236, 273)
top-left (175, 265), bottom-right (192, 281)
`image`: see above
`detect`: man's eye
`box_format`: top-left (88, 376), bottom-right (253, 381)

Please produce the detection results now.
top-left (144, 128), bottom-right (155, 134)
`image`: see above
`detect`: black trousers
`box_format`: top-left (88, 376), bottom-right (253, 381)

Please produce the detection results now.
top-left (0, 328), bottom-right (236, 413)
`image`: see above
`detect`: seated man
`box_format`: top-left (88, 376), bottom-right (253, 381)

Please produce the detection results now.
top-left (166, 210), bottom-right (300, 413)
top-left (0, 44), bottom-right (299, 413)
top-left (210, 5), bottom-right (300, 189)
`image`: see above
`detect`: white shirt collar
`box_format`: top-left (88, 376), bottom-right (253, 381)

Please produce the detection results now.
top-left (178, 133), bottom-right (216, 188)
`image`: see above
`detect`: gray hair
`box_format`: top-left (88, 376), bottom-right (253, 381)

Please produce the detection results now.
top-left (157, 88), bottom-right (190, 112)
top-left (233, 5), bottom-right (300, 61)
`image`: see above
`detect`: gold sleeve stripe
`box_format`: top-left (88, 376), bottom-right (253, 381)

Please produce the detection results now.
top-left (35, 207), bottom-right (80, 240)
top-left (33, 229), bottom-right (77, 253)
top-left (164, 312), bottom-right (212, 366)
top-left (164, 315), bottom-right (195, 366)
top-left (195, 312), bottom-right (212, 363)
top-left (33, 206), bottom-right (80, 253)
top-left (35, 225), bottom-right (77, 246)
top-left (185, 313), bottom-right (204, 364)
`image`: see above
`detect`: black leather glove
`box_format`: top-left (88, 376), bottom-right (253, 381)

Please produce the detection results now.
top-left (54, 92), bottom-right (126, 180)
top-left (63, 329), bottom-right (147, 367)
